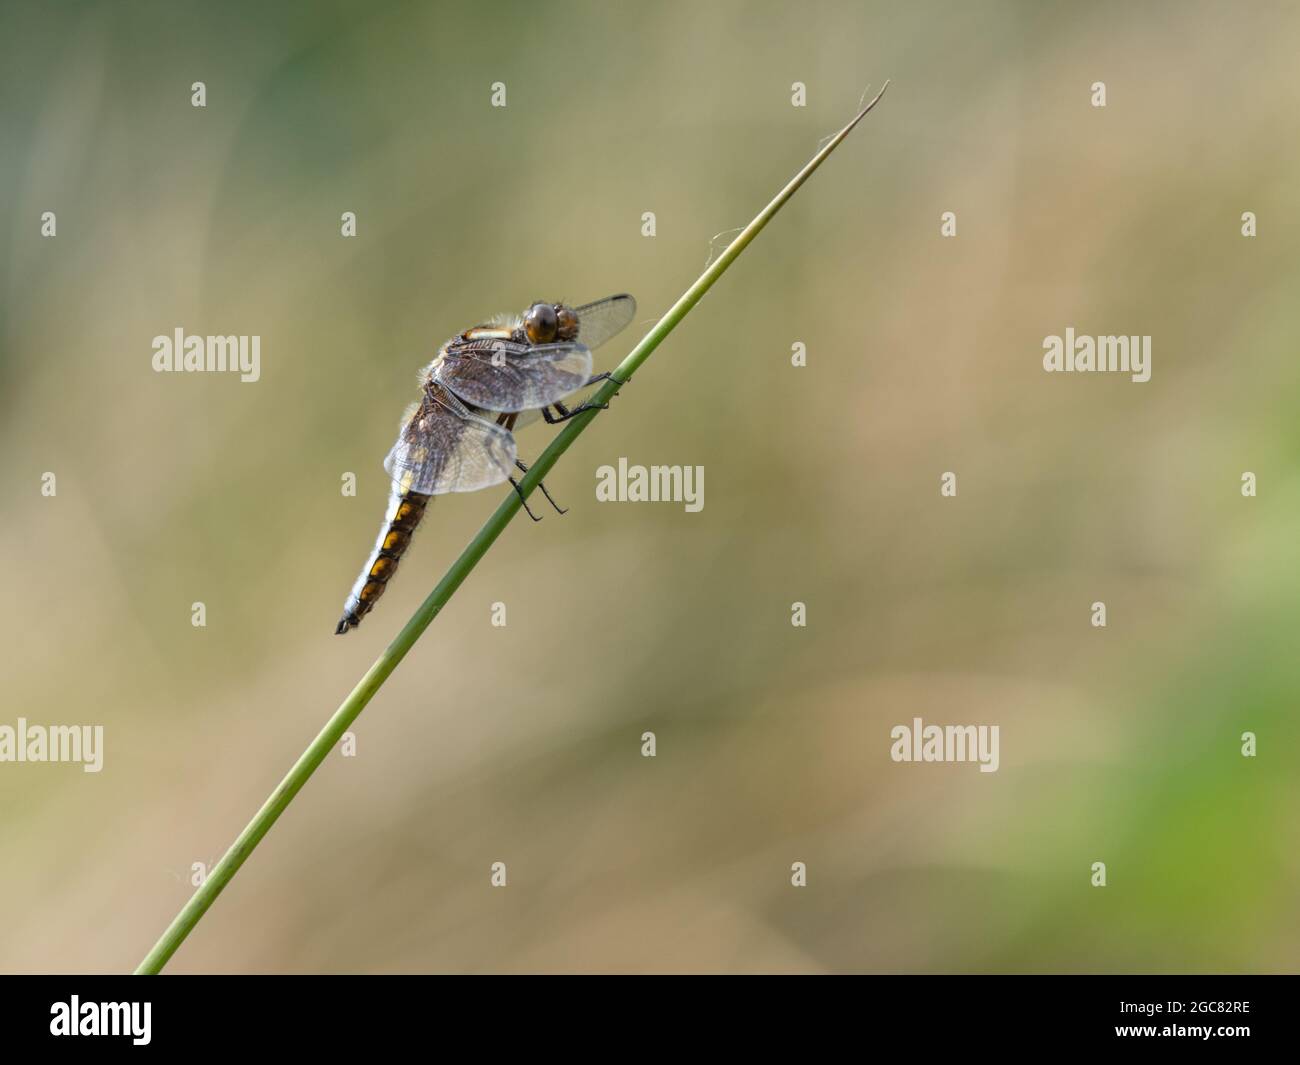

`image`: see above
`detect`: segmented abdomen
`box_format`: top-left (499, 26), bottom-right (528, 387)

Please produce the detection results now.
top-left (335, 486), bottom-right (432, 634)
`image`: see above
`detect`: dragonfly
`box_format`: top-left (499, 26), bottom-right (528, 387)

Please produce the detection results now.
top-left (335, 293), bottom-right (637, 634)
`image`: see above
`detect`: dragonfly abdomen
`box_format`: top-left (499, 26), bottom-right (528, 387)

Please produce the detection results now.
top-left (335, 486), bottom-right (432, 634)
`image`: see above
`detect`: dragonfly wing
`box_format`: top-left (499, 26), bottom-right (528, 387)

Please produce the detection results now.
top-left (437, 340), bottom-right (593, 412)
top-left (505, 407), bottom-right (544, 431)
top-left (383, 387), bottom-right (517, 494)
top-left (570, 293), bottom-right (637, 352)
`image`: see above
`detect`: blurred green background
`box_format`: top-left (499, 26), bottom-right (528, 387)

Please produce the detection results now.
top-left (2, 0), bottom-right (1297, 973)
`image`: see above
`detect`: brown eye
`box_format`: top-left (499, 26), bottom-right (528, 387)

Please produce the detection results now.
top-left (524, 302), bottom-right (558, 344)
top-left (555, 305), bottom-right (579, 341)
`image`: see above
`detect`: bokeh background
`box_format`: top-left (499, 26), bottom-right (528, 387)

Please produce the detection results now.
top-left (2, 0), bottom-right (1298, 974)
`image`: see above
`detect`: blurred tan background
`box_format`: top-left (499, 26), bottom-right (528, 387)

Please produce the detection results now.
top-left (2, 0), bottom-right (1298, 973)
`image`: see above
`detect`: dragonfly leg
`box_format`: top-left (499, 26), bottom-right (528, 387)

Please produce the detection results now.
top-left (543, 398), bottom-right (609, 423)
top-left (541, 374), bottom-right (628, 424)
top-left (584, 371), bottom-right (627, 390)
top-left (515, 460), bottom-right (566, 515)
top-left (508, 476), bottom-right (543, 521)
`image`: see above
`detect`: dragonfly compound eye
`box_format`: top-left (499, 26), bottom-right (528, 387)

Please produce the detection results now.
top-left (524, 302), bottom-right (558, 344)
top-left (555, 305), bottom-right (579, 341)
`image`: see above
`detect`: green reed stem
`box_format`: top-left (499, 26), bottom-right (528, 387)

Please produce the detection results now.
top-left (134, 82), bottom-right (889, 974)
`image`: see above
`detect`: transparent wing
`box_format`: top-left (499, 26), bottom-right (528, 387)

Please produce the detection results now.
top-left (506, 407), bottom-right (544, 431)
top-left (437, 340), bottom-right (593, 413)
top-left (498, 361), bottom-right (626, 434)
top-left (382, 387), bottom-right (517, 495)
top-left (571, 293), bottom-right (636, 352)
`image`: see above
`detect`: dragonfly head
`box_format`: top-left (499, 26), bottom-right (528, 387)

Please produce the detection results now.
top-left (524, 301), bottom-right (580, 345)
